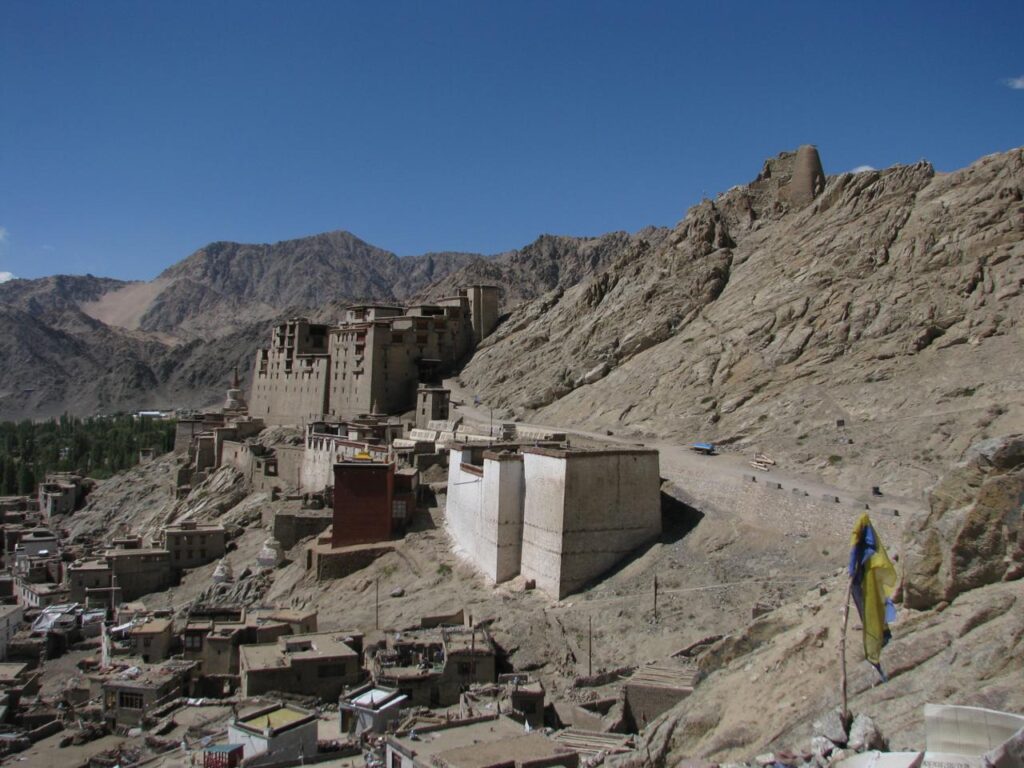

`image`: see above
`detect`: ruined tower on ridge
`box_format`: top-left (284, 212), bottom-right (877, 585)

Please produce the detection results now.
top-left (785, 144), bottom-right (826, 208)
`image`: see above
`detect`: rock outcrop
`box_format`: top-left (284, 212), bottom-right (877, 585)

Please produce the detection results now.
top-left (903, 434), bottom-right (1024, 609)
top-left (620, 435), bottom-right (1024, 765)
top-left (459, 146), bottom-right (1024, 496)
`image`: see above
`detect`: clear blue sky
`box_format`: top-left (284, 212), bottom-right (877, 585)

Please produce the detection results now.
top-left (2, 2), bottom-right (1022, 281)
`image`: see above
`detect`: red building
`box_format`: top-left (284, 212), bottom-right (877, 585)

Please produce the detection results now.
top-left (331, 462), bottom-right (417, 547)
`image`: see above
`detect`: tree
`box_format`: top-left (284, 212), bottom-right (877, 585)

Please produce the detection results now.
top-left (17, 463), bottom-right (35, 496)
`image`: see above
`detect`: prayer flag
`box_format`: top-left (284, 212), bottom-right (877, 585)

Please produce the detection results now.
top-left (848, 513), bottom-right (898, 679)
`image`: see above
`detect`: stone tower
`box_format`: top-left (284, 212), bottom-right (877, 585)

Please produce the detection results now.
top-left (465, 285), bottom-right (500, 343)
top-left (786, 144), bottom-right (826, 208)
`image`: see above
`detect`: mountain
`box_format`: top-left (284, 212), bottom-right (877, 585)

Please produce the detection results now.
top-left (0, 232), bottom-right (487, 420)
top-left (2, 146), bottom-right (1022, 498)
top-left (457, 146), bottom-right (1024, 497)
top-left (0, 225), bottom-right (639, 421)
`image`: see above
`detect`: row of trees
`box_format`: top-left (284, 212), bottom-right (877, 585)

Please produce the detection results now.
top-left (0, 414), bottom-right (177, 495)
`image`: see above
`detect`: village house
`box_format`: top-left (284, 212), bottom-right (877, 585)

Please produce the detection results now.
top-left (182, 606), bottom-right (318, 683)
top-left (239, 630), bottom-right (362, 701)
top-left (66, 557), bottom-right (121, 610)
top-left (95, 660), bottom-right (198, 730)
top-left (226, 703), bottom-right (319, 765)
top-left (623, 660), bottom-right (699, 731)
top-left (446, 443), bottom-right (662, 599)
top-left (37, 472), bottom-right (89, 518)
top-left (385, 715), bottom-right (578, 768)
top-left (339, 684), bottom-right (408, 737)
top-left (129, 618), bottom-right (174, 663)
top-left (103, 547), bottom-right (173, 601)
top-left (0, 662), bottom-right (41, 710)
top-left (414, 386), bottom-right (451, 430)
top-left (161, 521), bottom-right (227, 570)
top-left (368, 626), bottom-right (496, 708)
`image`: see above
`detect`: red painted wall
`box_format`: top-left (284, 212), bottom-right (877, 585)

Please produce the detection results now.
top-left (332, 463), bottom-right (394, 547)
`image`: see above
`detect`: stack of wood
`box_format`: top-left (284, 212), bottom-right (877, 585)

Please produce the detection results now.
top-left (750, 453), bottom-right (776, 472)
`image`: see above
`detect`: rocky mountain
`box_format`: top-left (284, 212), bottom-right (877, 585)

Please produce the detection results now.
top-left (458, 146), bottom-right (1024, 496)
top-left (627, 434), bottom-right (1024, 766)
top-left (0, 232), bottom-right (488, 419)
top-left (416, 229), bottom-right (672, 307)
top-left (0, 225), bottom-right (641, 420)
top-left (3, 145), bottom-right (1023, 499)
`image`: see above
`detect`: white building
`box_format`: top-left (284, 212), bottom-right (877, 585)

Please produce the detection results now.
top-left (226, 703), bottom-right (318, 766)
top-left (446, 444), bottom-right (661, 599)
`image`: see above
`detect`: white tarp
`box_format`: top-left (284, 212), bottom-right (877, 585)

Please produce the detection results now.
top-left (923, 704), bottom-right (1024, 768)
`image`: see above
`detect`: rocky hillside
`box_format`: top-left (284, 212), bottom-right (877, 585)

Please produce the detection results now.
top-left (625, 434), bottom-right (1024, 766)
top-left (459, 146), bottom-right (1024, 496)
top-left (417, 229), bottom-right (672, 307)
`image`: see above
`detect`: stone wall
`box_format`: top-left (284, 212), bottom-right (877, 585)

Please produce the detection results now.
top-left (445, 450), bottom-right (486, 574)
top-left (446, 450), bottom-right (525, 584)
top-left (273, 509), bottom-right (333, 550)
top-left (519, 449), bottom-right (661, 599)
top-left (301, 434), bottom-right (391, 493)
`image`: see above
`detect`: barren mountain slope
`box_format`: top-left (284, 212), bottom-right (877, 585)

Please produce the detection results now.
top-left (0, 232), bottom-right (485, 419)
top-left (459, 147), bottom-right (1024, 496)
top-left (417, 229), bottom-right (672, 308)
top-left (138, 230), bottom-right (484, 338)
top-left (624, 434), bottom-right (1024, 766)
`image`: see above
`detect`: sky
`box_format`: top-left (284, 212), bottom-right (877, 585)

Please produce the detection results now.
top-left (1, 2), bottom-right (1023, 282)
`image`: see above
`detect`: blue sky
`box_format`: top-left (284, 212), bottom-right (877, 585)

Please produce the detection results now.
top-left (1, 2), bottom-right (1022, 282)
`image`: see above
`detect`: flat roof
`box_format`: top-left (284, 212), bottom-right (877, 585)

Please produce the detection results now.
top-left (391, 717), bottom-right (524, 760)
top-left (348, 687), bottom-right (406, 709)
top-left (70, 559), bottom-right (111, 571)
top-left (627, 662), bottom-right (699, 691)
top-left (521, 445), bottom-right (659, 459)
top-left (0, 663), bottom-right (28, 682)
top-left (240, 632), bottom-right (358, 671)
top-left (239, 706), bottom-right (310, 730)
top-left (164, 523), bottom-right (225, 532)
top-left (105, 548), bottom-right (170, 558)
top-left (436, 731), bottom-right (572, 768)
top-left (132, 619), bottom-right (172, 635)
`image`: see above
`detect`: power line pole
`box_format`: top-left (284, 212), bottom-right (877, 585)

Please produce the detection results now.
top-left (375, 577), bottom-right (380, 630)
top-left (588, 615), bottom-right (593, 678)
top-left (654, 575), bottom-right (659, 622)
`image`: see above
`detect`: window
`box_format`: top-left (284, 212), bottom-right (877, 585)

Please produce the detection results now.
top-left (318, 663), bottom-right (345, 678)
top-left (143, 637), bottom-right (152, 648)
top-left (184, 635), bottom-right (203, 651)
top-left (119, 692), bottom-right (144, 710)
top-left (458, 661), bottom-right (475, 675)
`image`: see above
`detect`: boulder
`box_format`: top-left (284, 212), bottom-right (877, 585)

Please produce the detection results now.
top-left (904, 435), bottom-right (1024, 610)
top-left (847, 713), bottom-right (886, 752)
top-left (812, 708), bottom-right (848, 746)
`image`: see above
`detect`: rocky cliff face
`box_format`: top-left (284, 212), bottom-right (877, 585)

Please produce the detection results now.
top-left (459, 146), bottom-right (1024, 495)
top-left (624, 435), bottom-right (1024, 766)
top-left (903, 434), bottom-right (1024, 609)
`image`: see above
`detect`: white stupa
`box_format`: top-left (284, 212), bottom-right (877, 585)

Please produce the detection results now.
top-left (257, 537), bottom-right (283, 569)
top-left (212, 558), bottom-right (233, 584)
top-left (223, 367), bottom-right (248, 415)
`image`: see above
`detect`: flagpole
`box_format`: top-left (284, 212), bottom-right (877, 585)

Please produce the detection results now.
top-left (839, 575), bottom-right (853, 724)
